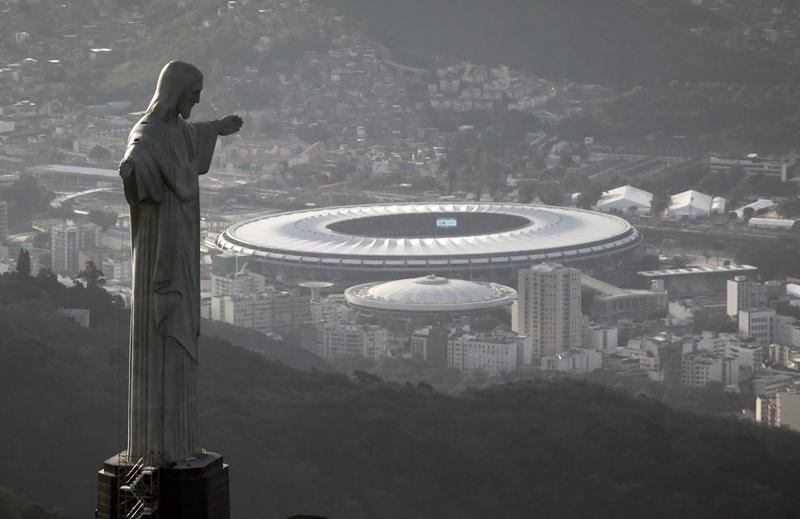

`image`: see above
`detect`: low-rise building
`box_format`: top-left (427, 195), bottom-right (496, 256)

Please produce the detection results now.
top-left (775, 316), bottom-right (800, 348)
top-left (681, 351), bottom-right (739, 387)
top-left (727, 276), bottom-right (768, 317)
top-left (447, 331), bottom-right (532, 375)
top-left (541, 348), bottom-right (603, 374)
top-left (318, 322), bottom-right (389, 359)
top-left (310, 294), bottom-right (354, 324)
top-left (709, 153), bottom-right (797, 182)
top-left (582, 274), bottom-right (668, 321)
top-left (668, 190), bottom-right (726, 219)
top-left (739, 308), bottom-right (776, 346)
top-left (585, 325), bottom-right (619, 351)
top-left (209, 271), bottom-right (311, 335)
top-left (410, 326), bottom-right (449, 368)
top-left (596, 185), bottom-right (653, 215)
top-left (767, 343), bottom-right (800, 369)
top-left (753, 373), bottom-right (796, 397)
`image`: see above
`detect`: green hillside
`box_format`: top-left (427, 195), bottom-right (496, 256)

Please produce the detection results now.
top-left (2, 271), bottom-right (800, 518)
top-left (332, 0), bottom-right (789, 86)
top-left (0, 485), bottom-right (70, 519)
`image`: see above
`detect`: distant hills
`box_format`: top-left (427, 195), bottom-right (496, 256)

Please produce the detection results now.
top-left (3, 271), bottom-right (800, 518)
top-left (0, 484), bottom-right (69, 519)
top-left (333, 0), bottom-right (791, 86)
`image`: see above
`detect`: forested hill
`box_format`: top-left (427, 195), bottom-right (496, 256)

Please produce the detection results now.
top-left (0, 484), bottom-right (69, 519)
top-left (333, 0), bottom-right (790, 86)
top-left (3, 271), bottom-right (800, 518)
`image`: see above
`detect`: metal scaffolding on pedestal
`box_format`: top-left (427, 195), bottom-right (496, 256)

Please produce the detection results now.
top-left (117, 457), bottom-right (159, 519)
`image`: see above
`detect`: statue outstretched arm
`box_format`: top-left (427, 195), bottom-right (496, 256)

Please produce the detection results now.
top-left (216, 115), bottom-right (243, 136)
top-left (188, 115), bottom-right (242, 176)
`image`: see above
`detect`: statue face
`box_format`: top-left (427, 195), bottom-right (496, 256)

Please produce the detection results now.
top-left (178, 79), bottom-right (203, 119)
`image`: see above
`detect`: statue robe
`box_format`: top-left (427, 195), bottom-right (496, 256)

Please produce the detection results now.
top-left (121, 115), bottom-right (217, 464)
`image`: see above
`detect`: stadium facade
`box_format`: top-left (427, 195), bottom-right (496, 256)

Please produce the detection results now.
top-left (215, 203), bottom-right (642, 285)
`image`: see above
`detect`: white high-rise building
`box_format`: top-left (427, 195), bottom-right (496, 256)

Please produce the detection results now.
top-left (51, 221), bottom-right (80, 274)
top-left (727, 276), bottom-right (768, 317)
top-left (513, 263), bottom-right (582, 358)
top-left (0, 199), bottom-right (7, 241)
top-left (50, 220), bottom-right (101, 274)
top-left (757, 391), bottom-right (800, 432)
top-left (739, 308), bottom-right (776, 346)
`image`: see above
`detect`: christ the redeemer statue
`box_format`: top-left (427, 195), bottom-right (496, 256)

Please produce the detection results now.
top-left (119, 61), bottom-right (242, 465)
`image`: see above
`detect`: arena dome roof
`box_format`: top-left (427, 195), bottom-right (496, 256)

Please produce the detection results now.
top-left (344, 275), bottom-right (517, 314)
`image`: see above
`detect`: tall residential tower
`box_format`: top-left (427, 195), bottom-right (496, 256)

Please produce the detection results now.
top-left (513, 263), bottom-right (582, 358)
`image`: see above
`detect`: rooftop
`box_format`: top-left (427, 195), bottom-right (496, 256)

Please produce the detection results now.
top-left (638, 265), bottom-right (758, 278)
top-left (344, 275), bottom-right (517, 314)
top-left (217, 203), bottom-right (640, 264)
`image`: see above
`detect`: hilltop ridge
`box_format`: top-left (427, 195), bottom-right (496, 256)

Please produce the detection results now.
top-left (1, 272), bottom-right (800, 518)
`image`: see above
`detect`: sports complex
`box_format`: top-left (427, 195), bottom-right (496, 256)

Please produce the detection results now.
top-left (215, 203), bottom-right (642, 285)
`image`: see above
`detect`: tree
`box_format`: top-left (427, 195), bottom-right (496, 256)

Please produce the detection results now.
top-left (0, 177), bottom-right (52, 232)
top-left (692, 310), bottom-right (736, 334)
top-left (88, 210), bottom-right (117, 230)
top-left (742, 206), bottom-right (755, 221)
top-left (777, 198), bottom-right (800, 219)
top-left (539, 184), bottom-right (565, 206)
top-left (650, 193), bottom-right (669, 217)
top-left (578, 183), bottom-right (603, 209)
top-left (16, 248), bottom-right (31, 276)
top-left (76, 261), bottom-right (104, 288)
top-left (88, 145), bottom-right (112, 161)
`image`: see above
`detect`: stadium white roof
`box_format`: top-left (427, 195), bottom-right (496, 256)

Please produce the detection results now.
top-left (345, 275), bottom-right (517, 313)
top-left (216, 203), bottom-right (640, 267)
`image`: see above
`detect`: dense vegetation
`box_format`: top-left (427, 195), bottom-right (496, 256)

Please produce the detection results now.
top-left (3, 272), bottom-right (800, 518)
top-left (333, 0), bottom-right (800, 150)
top-left (333, 0), bottom-right (786, 86)
top-left (0, 485), bottom-right (69, 519)
top-left (586, 80), bottom-right (800, 150)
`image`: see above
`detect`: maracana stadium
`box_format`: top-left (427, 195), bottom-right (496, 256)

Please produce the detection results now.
top-left (215, 203), bottom-right (642, 285)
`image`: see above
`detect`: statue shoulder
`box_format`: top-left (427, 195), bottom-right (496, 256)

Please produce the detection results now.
top-left (127, 115), bottom-right (167, 148)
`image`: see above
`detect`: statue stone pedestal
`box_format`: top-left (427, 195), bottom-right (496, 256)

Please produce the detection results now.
top-left (96, 452), bottom-right (230, 519)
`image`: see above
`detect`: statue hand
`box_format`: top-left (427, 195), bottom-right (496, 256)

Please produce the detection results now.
top-left (119, 157), bottom-right (134, 177)
top-left (218, 115), bottom-right (243, 136)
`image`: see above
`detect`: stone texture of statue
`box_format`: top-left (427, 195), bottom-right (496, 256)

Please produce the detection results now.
top-left (119, 61), bottom-right (242, 465)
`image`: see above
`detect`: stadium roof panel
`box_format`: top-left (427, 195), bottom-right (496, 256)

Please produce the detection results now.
top-left (217, 203), bottom-right (639, 266)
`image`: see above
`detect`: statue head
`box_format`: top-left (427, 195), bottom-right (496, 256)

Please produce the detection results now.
top-left (146, 61), bottom-right (204, 120)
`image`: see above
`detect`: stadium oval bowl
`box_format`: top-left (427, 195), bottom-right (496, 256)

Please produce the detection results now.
top-left (215, 203), bottom-right (642, 284)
